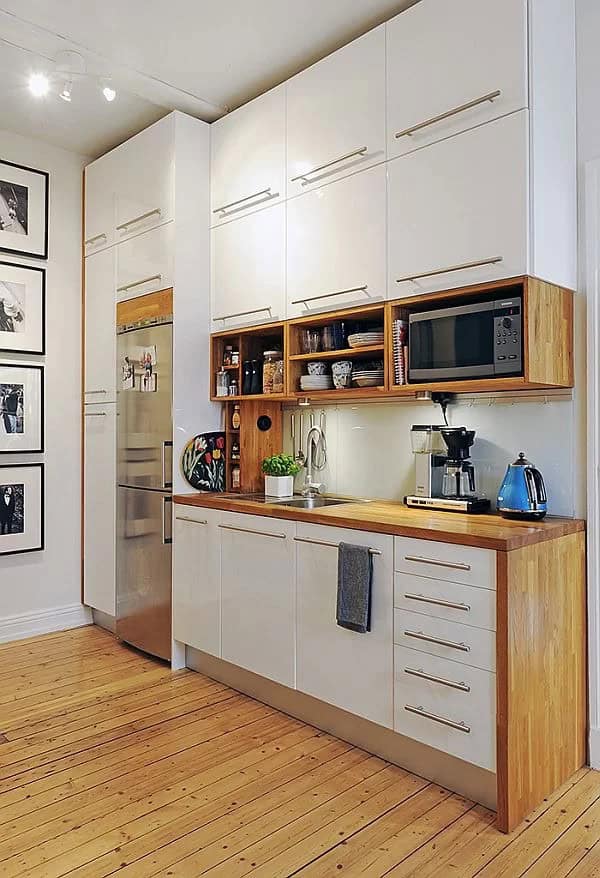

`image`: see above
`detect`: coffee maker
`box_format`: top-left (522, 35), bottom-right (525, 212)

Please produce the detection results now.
top-left (405, 425), bottom-right (491, 514)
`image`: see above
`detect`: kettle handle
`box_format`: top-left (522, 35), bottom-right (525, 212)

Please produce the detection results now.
top-left (524, 467), bottom-right (547, 506)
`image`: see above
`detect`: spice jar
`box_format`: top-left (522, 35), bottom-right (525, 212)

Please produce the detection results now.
top-left (231, 465), bottom-right (241, 489)
top-left (263, 350), bottom-right (283, 395)
top-left (231, 349), bottom-right (239, 366)
top-left (231, 440), bottom-right (240, 461)
top-left (223, 344), bottom-right (233, 366)
top-left (231, 404), bottom-right (241, 430)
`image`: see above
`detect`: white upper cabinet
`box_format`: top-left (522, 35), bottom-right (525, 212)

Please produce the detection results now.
top-left (112, 116), bottom-right (175, 242)
top-left (389, 112), bottom-right (528, 298)
top-left (211, 86), bottom-right (286, 226)
top-left (85, 248), bottom-right (116, 403)
top-left (287, 164), bottom-right (386, 318)
top-left (116, 222), bottom-right (174, 302)
top-left (84, 153), bottom-right (117, 256)
top-left (287, 26), bottom-right (385, 197)
top-left (211, 202), bottom-right (285, 330)
top-left (386, 0), bottom-right (527, 159)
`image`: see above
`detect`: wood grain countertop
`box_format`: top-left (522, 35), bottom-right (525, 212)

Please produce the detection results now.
top-left (172, 493), bottom-right (585, 551)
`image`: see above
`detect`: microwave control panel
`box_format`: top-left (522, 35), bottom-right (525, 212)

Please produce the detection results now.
top-left (493, 298), bottom-right (522, 374)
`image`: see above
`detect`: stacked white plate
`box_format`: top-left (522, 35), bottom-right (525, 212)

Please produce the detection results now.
top-left (347, 331), bottom-right (384, 349)
top-left (352, 369), bottom-right (384, 388)
top-left (300, 375), bottom-right (334, 391)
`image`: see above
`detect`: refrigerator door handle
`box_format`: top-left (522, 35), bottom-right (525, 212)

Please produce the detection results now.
top-left (161, 441), bottom-right (173, 489)
top-left (162, 496), bottom-right (173, 545)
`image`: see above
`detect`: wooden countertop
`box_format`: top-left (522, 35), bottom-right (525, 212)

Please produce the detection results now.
top-left (172, 493), bottom-right (584, 551)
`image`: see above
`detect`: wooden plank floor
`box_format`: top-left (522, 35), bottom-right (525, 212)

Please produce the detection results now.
top-left (0, 626), bottom-right (598, 878)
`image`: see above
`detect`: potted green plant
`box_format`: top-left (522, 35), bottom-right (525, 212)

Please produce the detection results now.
top-left (261, 453), bottom-right (301, 498)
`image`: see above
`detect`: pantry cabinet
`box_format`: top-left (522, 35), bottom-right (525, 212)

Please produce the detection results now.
top-left (386, 0), bottom-right (527, 159)
top-left (84, 248), bottom-right (116, 404)
top-left (388, 112), bottom-right (529, 297)
top-left (116, 222), bottom-right (174, 302)
top-left (286, 26), bottom-right (385, 198)
top-left (210, 203), bottom-right (286, 330)
top-left (287, 165), bottom-right (386, 318)
top-left (211, 86), bottom-right (286, 226)
top-left (84, 153), bottom-right (117, 256)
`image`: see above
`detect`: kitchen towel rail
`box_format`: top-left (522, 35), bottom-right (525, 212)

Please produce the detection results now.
top-left (294, 536), bottom-right (381, 555)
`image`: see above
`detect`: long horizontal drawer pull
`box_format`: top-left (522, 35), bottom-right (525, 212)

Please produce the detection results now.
top-left (290, 147), bottom-right (368, 183)
top-left (396, 256), bottom-right (503, 285)
top-left (84, 412), bottom-right (107, 417)
top-left (84, 232), bottom-right (107, 245)
top-left (212, 188), bottom-right (277, 214)
top-left (294, 536), bottom-right (381, 555)
top-left (117, 274), bottom-right (162, 293)
top-left (175, 515), bottom-right (208, 525)
top-left (395, 89), bottom-right (502, 138)
top-left (214, 306), bottom-right (273, 322)
top-left (291, 285), bottom-right (368, 306)
top-left (403, 629), bottom-right (470, 652)
top-left (404, 593), bottom-right (470, 612)
top-left (116, 207), bottom-right (161, 231)
top-left (219, 524), bottom-right (286, 540)
top-left (404, 666), bottom-right (471, 692)
top-left (85, 389), bottom-right (108, 395)
top-left (404, 704), bottom-right (470, 733)
top-left (403, 554), bottom-right (471, 572)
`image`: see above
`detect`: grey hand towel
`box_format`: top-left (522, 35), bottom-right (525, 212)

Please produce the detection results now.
top-left (336, 542), bottom-right (373, 633)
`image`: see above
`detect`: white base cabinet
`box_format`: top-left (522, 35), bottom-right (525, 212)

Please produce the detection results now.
top-left (84, 404), bottom-right (117, 617)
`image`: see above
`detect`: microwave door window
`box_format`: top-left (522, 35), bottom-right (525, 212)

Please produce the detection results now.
top-left (411, 312), bottom-right (495, 378)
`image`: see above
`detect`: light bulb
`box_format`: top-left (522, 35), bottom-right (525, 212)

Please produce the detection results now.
top-left (59, 78), bottom-right (72, 102)
top-left (29, 72), bottom-right (49, 98)
top-left (102, 82), bottom-right (116, 102)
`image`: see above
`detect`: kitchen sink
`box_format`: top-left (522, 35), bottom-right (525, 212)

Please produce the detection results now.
top-left (271, 497), bottom-right (358, 509)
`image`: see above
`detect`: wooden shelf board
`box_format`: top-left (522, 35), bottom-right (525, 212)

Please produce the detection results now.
top-left (289, 344), bottom-right (384, 361)
top-left (212, 392), bottom-right (289, 403)
top-left (293, 385), bottom-right (387, 401)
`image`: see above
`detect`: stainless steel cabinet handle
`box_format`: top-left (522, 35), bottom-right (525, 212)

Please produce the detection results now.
top-left (117, 274), bottom-right (162, 293)
top-left (219, 524), bottom-right (286, 540)
top-left (161, 440), bottom-right (173, 490)
top-left (84, 412), bottom-right (107, 417)
top-left (403, 629), bottom-right (470, 652)
top-left (214, 306), bottom-right (273, 322)
top-left (212, 188), bottom-right (278, 215)
top-left (404, 704), bottom-right (470, 733)
top-left (403, 554), bottom-right (472, 572)
top-left (116, 207), bottom-right (161, 231)
top-left (395, 90), bottom-right (501, 139)
top-left (175, 515), bottom-right (208, 525)
top-left (162, 496), bottom-right (173, 545)
top-left (404, 666), bottom-right (471, 693)
top-left (294, 536), bottom-right (381, 555)
top-left (404, 593), bottom-right (470, 612)
top-left (84, 232), bottom-right (107, 245)
top-left (290, 147), bottom-right (368, 183)
top-left (291, 286), bottom-right (368, 307)
top-left (86, 389), bottom-right (108, 395)
top-left (396, 257), bottom-right (503, 285)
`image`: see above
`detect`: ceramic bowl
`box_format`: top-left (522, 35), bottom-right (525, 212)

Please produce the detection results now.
top-left (307, 361), bottom-right (328, 375)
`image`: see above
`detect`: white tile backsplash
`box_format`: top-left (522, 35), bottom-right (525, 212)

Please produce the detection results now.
top-left (284, 396), bottom-right (577, 516)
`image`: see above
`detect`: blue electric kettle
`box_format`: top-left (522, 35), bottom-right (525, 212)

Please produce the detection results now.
top-left (497, 452), bottom-right (547, 520)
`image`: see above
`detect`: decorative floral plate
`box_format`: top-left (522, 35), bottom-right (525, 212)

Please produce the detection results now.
top-left (181, 432), bottom-right (226, 492)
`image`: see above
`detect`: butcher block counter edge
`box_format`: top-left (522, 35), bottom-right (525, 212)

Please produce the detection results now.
top-left (172, 493), bottom-right (584, 551)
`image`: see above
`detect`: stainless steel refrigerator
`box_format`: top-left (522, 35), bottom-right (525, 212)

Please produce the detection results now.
top-left (116, 317), bottom-right (173, 661)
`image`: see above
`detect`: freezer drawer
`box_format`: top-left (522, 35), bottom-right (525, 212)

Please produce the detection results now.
top-left (116, 485), bottom-right (172, 660)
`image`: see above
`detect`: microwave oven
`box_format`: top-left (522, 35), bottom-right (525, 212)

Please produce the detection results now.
top-left (408, 297), bottom-right (522, 382)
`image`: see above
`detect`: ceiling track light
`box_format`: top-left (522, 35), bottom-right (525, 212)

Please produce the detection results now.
top-left (59, 77), bottom-right (73, 102)
top-left (28, 72), bottom-right (49, 98)
top-left (101, 78), bottom-right (117, 102)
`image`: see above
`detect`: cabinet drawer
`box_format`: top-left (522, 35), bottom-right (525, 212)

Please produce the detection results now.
top-left (116, 223), bottom-right (174, 302)
top-left (394, 608), bottom-right (495, 672)
top-left (394, 536), bottom-right (496, 590)
top-left (394, 573), bottom-right (495, 631)
top-left (394, 645), bottom-right (496, 771)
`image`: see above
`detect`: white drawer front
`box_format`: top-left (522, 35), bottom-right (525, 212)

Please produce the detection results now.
top-left (394, 536), bottom-right (496, 590)
top-left (394, 608), bottom-right (495, 672)
top-left (394, 573), bottom-right (495, 631)
top-left (394, 645), bottom-right (496, 771)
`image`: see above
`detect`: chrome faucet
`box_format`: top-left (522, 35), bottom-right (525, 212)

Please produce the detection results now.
top-left (302, 424), bottom-right (326, 497)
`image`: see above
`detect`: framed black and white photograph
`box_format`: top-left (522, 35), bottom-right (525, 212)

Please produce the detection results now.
top-left (0, 463), bottom-right (44, 556)
top-left (0, 363), bottom-right (43, 453)
top-left (0, 261), bottom-right (45, 354)
top-left (0, 160), bottom-right (49, 260)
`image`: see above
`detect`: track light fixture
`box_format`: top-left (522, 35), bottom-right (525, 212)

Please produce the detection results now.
top-left (101, 79), bottom-right (117, 102)
top-left (59, 77), bottom-right (73, 102)
top-left (28, 72), bottom-right (50, 98)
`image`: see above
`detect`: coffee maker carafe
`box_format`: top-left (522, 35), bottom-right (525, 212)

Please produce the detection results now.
top-left (440, 427), bottom-right (477, 499)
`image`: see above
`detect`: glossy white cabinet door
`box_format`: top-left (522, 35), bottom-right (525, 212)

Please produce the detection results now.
top-left (173, 507), bottom-right (221, 656)
top-left (287, 165), bottom-right (386, 318)
top-left (389, 112), bottom-right (528, 299)
top-left (386, 0), bottom-right (527, 159)
top-left (116, 222), bottom-right (174, 302)
top-left (85, 248), bottom-right (116, 404)
top-left (220, 513), bottom-right (296, 687)
top-left (211, 86), bottom-right (286, 227)
top-left (84, 403), bottom-right (116, 617)
top-left (113, 116), bottom-right (174, 241)
top-left (84, 154), bottom-right (116, 255)
top-left (211, 203), bottom-right (285, 330)
top-left (295, 523), bottom-right (394, 728)
top-left (287, 26), bottom-right (385, 197)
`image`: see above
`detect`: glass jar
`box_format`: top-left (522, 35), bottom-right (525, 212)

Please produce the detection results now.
top-left (231, 404), bottom-right (241, 430)
top-left (216, 369), bottom-right (230, 398)
top-left (222, 344), bottom-right (233, 366)
top-left (231, 465), bottom-right (241, 489)
top-left (263, 350), bottom-right (283, 394)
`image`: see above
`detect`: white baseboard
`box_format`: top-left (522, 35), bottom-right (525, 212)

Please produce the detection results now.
top-left (0, 603), bottom-right (93, 644)
top-left (590, 727), bottom-right (600, 770)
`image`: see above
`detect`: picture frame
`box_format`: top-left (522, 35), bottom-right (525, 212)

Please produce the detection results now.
top-left (0, 462), bottom-right (44, 556)
top-left (0, 261), bottom-right (45, 355)
top-left (0, 363), bottom-right (44, 453)
top-left (0, 160), bottom-right (49, 260)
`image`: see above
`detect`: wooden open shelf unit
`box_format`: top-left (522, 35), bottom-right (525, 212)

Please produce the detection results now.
top-left (210, 321), bottom-right (287, 402)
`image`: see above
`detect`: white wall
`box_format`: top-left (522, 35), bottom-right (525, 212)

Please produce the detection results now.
top-left (0, 130), bottom-right (90, 642)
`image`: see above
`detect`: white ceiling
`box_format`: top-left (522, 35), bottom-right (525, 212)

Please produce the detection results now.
top-left (0, 0), bottom-right (415, 158)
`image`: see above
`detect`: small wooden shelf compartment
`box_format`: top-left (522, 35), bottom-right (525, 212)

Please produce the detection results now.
top-left (210, 322), bottom-right (287, 401)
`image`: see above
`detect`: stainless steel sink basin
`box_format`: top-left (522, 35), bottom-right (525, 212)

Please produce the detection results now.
top-left (271, 497), bottom-right (356, 509)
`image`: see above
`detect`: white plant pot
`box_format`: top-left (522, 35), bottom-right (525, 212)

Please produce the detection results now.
top-left (264, 475), bottom-right (294, 498)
